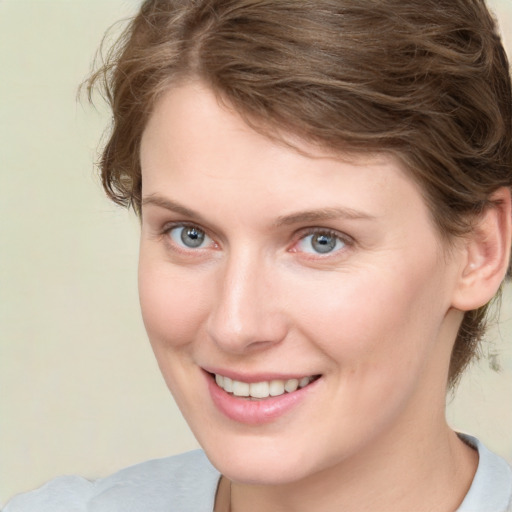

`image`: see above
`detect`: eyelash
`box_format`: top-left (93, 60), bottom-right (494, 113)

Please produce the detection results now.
top-left (160, 223), bottom-right (353, 257)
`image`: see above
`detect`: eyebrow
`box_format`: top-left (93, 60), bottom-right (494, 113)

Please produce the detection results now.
top-left (274, 207), bottom-right (376, 227)
top-left (141, 195), bottom-right (208, 224)
top-left (142, 194), bottom-right (376, 226)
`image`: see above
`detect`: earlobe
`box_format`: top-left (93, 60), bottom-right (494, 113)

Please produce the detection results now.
top-left (452, 187), bottom-right (512, 312)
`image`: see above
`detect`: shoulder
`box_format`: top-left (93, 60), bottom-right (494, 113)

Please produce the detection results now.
top-left (2, 450), bottom-right (220, 512)
top-left (457, 434), bottom-right (512, 512)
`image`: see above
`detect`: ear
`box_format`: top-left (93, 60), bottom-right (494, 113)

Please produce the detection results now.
top-left (451, 187), bottom-right (512, 312)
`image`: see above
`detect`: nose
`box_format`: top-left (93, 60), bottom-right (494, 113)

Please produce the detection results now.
top-left (206, 248), bottom-right (288, 354)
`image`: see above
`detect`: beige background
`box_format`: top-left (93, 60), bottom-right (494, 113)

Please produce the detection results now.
top-left (1, 0), bottom-right (511, 505)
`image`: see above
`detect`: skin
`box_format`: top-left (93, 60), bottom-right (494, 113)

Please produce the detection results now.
top-left (138, 82), bottom-right (483, 512)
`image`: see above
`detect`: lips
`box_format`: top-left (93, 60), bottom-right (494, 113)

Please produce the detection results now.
top-left (205, 370), bottom-right (322, 424)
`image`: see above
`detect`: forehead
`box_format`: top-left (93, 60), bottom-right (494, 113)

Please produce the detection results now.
top-left (140, 82), bottom-right (434, 233)
top-left (142, 82), bottom-right (404, 177)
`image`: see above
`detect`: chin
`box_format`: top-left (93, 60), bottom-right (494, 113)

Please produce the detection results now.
top-left (197, 433), bottom-right (330, 485)
top-left (214, 455), bottom-right (315, 485)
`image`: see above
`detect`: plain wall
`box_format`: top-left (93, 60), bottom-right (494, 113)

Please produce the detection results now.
top-left (1, 0), bottom-right (511, 505)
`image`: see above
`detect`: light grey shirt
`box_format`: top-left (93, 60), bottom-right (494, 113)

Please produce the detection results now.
top-left (3, 435), bottom-right (511, 512)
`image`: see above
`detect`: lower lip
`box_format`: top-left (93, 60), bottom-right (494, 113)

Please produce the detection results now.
top-left (205, 373), bottom-right (320, 425)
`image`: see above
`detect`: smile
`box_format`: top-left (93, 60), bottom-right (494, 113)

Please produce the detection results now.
top-left (214, 373), bottom-right (318, 399)
top-left (206, 370), bottom-right (323, 424)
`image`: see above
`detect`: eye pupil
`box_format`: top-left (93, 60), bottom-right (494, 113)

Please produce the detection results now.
top-left (312, 233), bottom-right (337, 253)
top-left (181, 227), bottom-right (205, 248)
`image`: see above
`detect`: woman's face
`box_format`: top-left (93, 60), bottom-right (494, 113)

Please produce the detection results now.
top-left (139, 82), bottom-right (465, 484)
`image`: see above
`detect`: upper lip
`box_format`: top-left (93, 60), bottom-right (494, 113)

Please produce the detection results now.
top-left (202, 367), bottom-right (320, 383)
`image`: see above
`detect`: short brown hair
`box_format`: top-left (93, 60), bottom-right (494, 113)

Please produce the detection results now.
top-left (87, 0), bottom-right (512, 388)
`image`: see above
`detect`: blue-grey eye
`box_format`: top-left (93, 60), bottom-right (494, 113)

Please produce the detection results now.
top-left (169, 225), bottom-right (211, 249)
top-left (297, 232), bottom-right (345, 254)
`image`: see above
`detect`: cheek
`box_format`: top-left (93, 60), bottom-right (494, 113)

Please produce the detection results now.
top-left (287, 259), bottom-right (446, 377)
top-left (283, 263), bottom-right (449, 444)
top-left (138, 254), bottom-right (212, 352)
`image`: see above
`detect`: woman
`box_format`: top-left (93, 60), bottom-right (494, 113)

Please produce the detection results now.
top-left (5, 0), bottom-right (512, 511)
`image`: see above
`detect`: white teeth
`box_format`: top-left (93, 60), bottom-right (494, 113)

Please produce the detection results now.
top-left (249, 381), bottom-right (270, 398)
top-left (299, 376), bottom-right (311, 388)
top-left (232, 380), bottom-right (250, 397)
top-left (269, 380), bottom-right (285, 396)
top-left (284, 378), bottom-right (299, 392)
top-left (223, 376), bottom-right (233, 393)
top-left (214, 374), bottom-right (316, 398)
